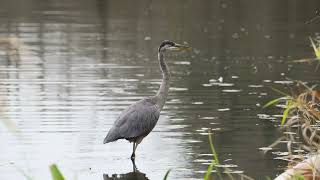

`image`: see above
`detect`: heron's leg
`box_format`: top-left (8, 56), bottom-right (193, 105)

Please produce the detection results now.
top-left (132, 158), bottom-right (137, 172)
top-left (131, 142), bottom-right (136, 160)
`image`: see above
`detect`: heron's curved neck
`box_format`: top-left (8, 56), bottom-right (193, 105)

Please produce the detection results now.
top-left (155, 51), bottom-right (171, 109)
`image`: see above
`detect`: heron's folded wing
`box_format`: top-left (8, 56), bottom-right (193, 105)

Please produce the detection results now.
top-left (116, 102), bottom-right (160, 139)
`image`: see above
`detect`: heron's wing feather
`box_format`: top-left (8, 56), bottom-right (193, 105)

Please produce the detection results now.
top-left (104, 98), bottom-right (160, 143)
top-left (117, 100), bottom-right (160, 139)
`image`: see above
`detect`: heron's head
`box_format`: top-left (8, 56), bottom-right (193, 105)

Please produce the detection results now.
top-left (158, 40), bottom-right (191, 52)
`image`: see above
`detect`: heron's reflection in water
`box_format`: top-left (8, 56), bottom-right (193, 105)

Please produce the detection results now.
top-left (103, 161), bottom-right (149, 180)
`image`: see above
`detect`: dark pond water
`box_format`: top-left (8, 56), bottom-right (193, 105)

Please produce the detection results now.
top-left (0, 0), bottom-right (320, 179)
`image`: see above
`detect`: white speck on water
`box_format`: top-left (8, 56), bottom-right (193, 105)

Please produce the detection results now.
top-left (289, 33), bottom-right (295, 39)
top-left (263, 80), bottom-right (272, 82)
top-left (267, 56), bottom-right (274, 59)
top-left (231, 75), bottom-right (239, 79)
top-left (218, 76), bottom-right (223, 82)
top-left (202, 83), bottom-right (213, 87)
top-left (194, 49), bottom-right (201, 54)
top-left (171, 118), bottom-right (185, 121)
top-left (210, 122), bottom-right (220, 125)
top-left (232, 33), bottom-right (239, 39)
top-left (264, 35), bottom-right (271, 39)
top-left (192, 102), bottom-right (204, 105)
top-left (221, 3), bottom-right (228, 8)
top-left (222, 89), bottom-right (242, 93)
top-left (170, 87), bottom-right (188, 91)
top-left (217, 108), bottom-right (230, 111)
top-left (144, 36), bottom-right (151, 40)
top-left (174, 61), bottom-right (190, 65)
top-left (215, 83), bottom-right (234, 87)
top-left (259, 147), bottom-right (273, 151)
top-left (248, 84), bottom-right (264, 88)
top-left (200, 117), bottom-right (216, 120)
top-left (274, 80), bottom-right (293, 84)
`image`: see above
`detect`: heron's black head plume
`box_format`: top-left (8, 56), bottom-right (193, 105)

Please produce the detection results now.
top-left (158, 40), bottom-right (175, 52)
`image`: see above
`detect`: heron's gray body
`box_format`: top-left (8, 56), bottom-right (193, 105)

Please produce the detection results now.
top-left (103, 40), bottom-right (189, 160)
top-left (103, 97), bottom-right (160, 144)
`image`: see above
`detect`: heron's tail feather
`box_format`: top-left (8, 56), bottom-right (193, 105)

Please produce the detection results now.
top-left (103, 129), bottom-right (120, 144)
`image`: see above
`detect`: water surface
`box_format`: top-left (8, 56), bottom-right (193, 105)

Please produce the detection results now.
top-left (0, 1), bottom-right (320, 179)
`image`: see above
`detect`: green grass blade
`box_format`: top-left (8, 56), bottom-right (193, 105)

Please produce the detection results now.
top-left (281, 100), bottom-right (293, 126)
top-left (270, 87), bottom-right (290, 97)
top-left (309, 36), bottom-right (320, 59)
top-left (50, 164), bottom-right (65, 180)
top-left (265, 176), bottom-right (272, 180)
top-left (204, 132), bottom-right (224, 180)
top-left (291, 173), bottom-right (306, 180)
top-left (208, 133), bottom-right (220, 165)
top-left (204, 163), bottom-right (214, 180)
top-left (163, 169), bottom-right (171, 180)
top-left (263, 97), bottom-right (285, 108)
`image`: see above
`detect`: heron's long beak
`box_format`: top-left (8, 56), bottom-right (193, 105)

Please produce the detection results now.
top-left (172, 43), bottom-right (192, 51)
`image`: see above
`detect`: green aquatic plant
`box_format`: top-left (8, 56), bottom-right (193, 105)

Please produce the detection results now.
top-left (309, 36), bottom-right (320, 59)
top-left (290, 173), bottom-right (306, 180)
top-left (309, 36), bottom-right (320, 71)
top-left (163, 169), bottom-right (171, 180)
top-left (263, 87), bottom-right (294, 125)
top-left (263, 83), bottom-right (320, 179)
top-left (204, 132), bottom-right (254, 180)
top-left (50, 164), bottom-right (65, 180)
top-left (264, 84), bottom-right (320, 126)
top-left (204, 132), bottom-right (221, 180)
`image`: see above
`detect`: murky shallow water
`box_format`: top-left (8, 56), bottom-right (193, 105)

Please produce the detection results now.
top-left (0, 1), bottom-right (320, 179)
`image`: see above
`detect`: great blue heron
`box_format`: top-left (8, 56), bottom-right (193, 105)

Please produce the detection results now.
top-left (103, 40), bottom-right (190, 160)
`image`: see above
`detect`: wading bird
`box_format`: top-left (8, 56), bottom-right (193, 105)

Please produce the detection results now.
top-left (103, 40), bottom-right (190, 161)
